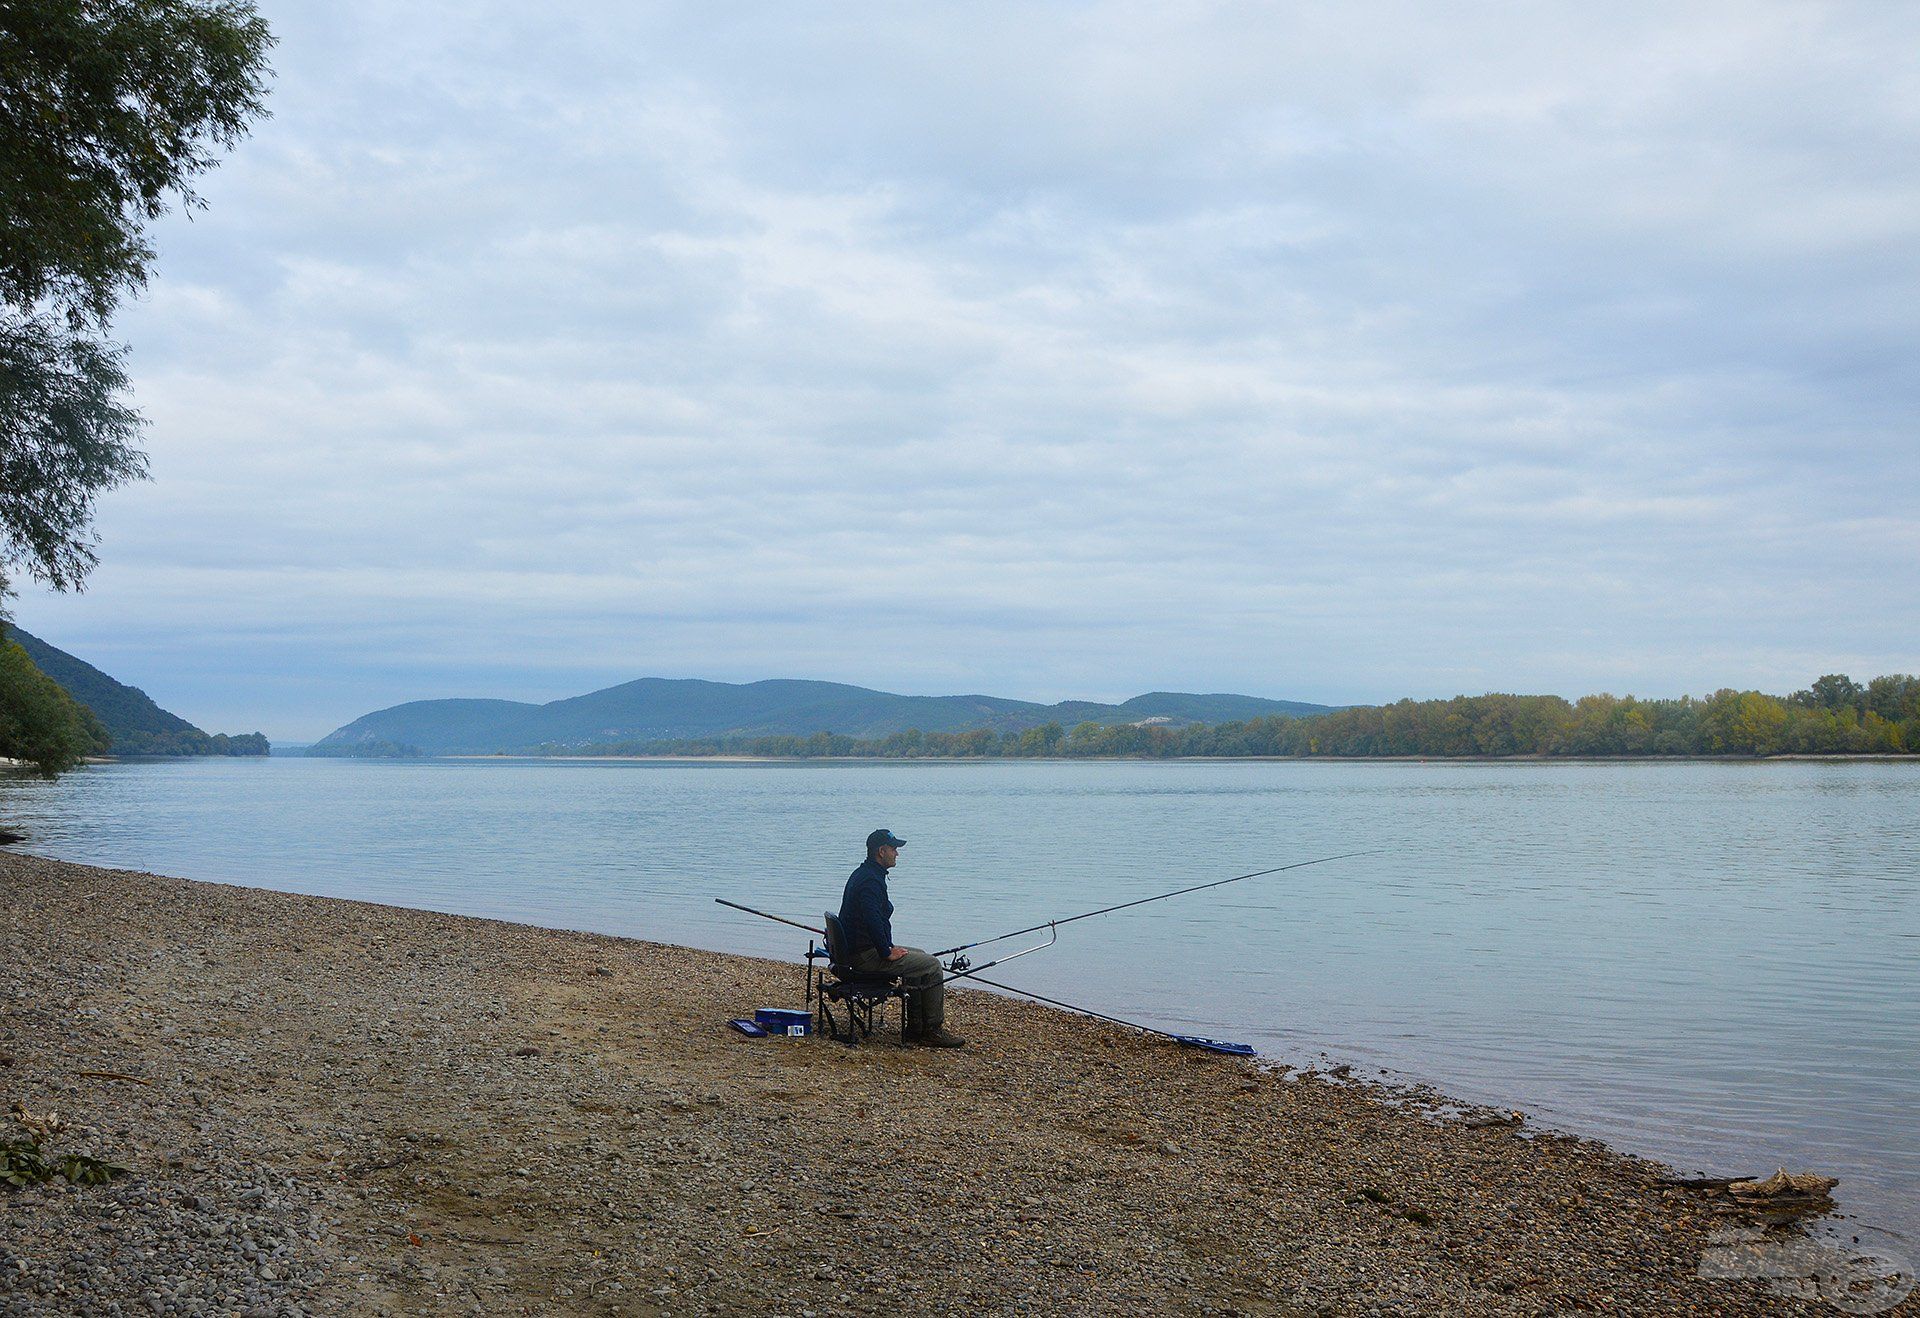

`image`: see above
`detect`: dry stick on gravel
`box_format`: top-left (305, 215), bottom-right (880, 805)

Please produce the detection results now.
top-left (72, 1069), bottom-right (153, 1085)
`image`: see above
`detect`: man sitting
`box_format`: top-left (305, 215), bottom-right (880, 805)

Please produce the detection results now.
top-left (839, 829), bottom-right (965, 1049)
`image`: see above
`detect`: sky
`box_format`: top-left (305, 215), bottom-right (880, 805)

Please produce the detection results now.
top-left (12, 2), bottom-right (1920, 742)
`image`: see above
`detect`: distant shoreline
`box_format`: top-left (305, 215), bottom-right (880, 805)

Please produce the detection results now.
top-left (307, 675), bottom-right (1920, 763)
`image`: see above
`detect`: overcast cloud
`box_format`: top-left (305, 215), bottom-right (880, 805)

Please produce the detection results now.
top-left (11, 1), bottom-right (1919, 741)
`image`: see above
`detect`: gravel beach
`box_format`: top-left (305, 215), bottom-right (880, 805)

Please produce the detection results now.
top-left (0, 851), bottom-right (1886, 1316)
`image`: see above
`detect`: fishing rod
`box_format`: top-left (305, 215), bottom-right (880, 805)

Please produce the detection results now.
top-left (953, 969), bottom-right (1254, 1056)
top-left (714, 897), bottom-right (822, 936)
top-left (714, 896), bottom-right (1254, 1055)
top-left (933, 849), bottom-right (1379, 962)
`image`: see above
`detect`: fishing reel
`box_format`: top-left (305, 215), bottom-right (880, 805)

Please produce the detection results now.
top-left (940, 923), bottom-right (1054, 980)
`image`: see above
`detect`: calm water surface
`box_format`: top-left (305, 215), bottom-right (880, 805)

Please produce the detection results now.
top-left (3, 757), bottom-right (1915, 1242)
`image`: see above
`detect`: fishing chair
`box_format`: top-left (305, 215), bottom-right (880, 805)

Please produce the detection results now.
top-left (807, 913), bottom-right (911, 1046)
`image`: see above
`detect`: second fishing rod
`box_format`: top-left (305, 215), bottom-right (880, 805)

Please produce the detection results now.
top-left (934, 848), bottom-right (1379, 969)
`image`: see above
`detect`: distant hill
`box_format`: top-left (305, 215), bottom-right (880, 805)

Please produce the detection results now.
top-left (311, 677), bottom-right (1333, 756)
top-left (8, 628), bottom-right (269, 757)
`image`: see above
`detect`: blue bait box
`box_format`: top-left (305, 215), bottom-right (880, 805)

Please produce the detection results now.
top-left (754, 1007), bottom-right (812, 1037)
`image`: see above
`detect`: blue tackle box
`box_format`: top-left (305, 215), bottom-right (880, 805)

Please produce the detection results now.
top-left (754, 1007), bottom-right (812, 1037)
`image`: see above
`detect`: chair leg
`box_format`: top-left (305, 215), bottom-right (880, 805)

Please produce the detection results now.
top-left (826, 994), bottom-right (860, 1048)
top-left (817, 985), bottom-right (914, 1048)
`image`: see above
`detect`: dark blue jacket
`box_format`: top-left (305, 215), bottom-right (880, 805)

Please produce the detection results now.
top-left (838, 859), bottom-right (894, 958)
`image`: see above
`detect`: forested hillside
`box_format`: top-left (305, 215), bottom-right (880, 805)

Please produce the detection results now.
top-left (311, 678), bottom-right (1333, 756)
top-left (7, 628), bottom-right (269, 757)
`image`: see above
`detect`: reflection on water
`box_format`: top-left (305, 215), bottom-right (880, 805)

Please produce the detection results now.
top-left (3, 756), bottom-right (1915, 1240)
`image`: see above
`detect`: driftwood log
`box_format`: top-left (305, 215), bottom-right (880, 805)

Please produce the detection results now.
top-left (1665, 1168), bottom-right (1839, 1223)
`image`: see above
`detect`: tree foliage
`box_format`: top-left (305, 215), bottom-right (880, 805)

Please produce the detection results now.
top-left (1, 0), bottom-right (274, 324)
top-left (0, 626), bottom-right (109, 774)
top-left (0, 312), bottom-right (146, 589)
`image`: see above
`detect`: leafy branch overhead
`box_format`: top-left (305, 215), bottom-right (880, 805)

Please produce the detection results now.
top-left (0, 0), bottom-right (274, 325)
top-left (0, 314), bottom-right (144, 591)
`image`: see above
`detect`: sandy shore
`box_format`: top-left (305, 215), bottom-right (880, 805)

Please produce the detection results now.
top-left (0, 852), bottom-right (1864, 1316)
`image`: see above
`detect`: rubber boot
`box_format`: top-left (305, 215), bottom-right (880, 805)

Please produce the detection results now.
top-left (915, 1027), bottom-right (966, 1049)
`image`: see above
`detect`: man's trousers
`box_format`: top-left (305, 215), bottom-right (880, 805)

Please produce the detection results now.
top-left (852, 945), bottom-right (945, 1033)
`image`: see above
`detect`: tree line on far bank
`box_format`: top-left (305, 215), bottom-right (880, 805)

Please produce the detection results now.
top-left (511, 673), bottom-right (1920, 761)
top-left (111, 728), bottom-right (270, 757)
